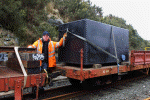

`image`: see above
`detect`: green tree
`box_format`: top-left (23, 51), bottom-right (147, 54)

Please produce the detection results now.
top-left (0, 0), bottom-right (50, 46)
top-left (0, 0), bottom-right (24, 31)
top-left (52, 0), bottom-right (103, 22)
top-left (101, 14), bottom-right (148, 50)
top-left (1, 0), bottom-right (148, 48)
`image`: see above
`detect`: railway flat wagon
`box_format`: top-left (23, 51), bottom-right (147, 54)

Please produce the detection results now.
top-left (0, 47), bottom-right (47, 100)
top-left (57, 19), bottom-right (150, 86)
top-left (57, 50), bottom-right (150, 83)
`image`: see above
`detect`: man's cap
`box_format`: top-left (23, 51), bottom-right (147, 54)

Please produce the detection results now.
top-left (43, 31), bottom-right (50, 37)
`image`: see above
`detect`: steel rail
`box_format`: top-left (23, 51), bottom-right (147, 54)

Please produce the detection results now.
top-left (2, 71), bottom-right (147, 100)
top-left (42, 90), bottom-right (87, 100)
top-left (40, 72), bottom-right (149, 100)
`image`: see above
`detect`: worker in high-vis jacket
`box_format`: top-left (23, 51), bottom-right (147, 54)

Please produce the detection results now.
top-left (28, 31), bottom-right (67, 73)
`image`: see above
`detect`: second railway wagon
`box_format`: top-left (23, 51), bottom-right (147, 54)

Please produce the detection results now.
top-left (0, 47), bottom-right (47, 100)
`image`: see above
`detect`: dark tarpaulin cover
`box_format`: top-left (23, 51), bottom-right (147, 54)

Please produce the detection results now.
top-left (58, 19), bottom-right (129, 65)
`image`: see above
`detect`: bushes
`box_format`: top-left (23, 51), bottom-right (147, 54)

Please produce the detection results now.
top-left (52, 0), bottom-right (103, 22)
top-left (0, 0), bottom-right (49, 46)
top-left (1, 0), bottom-right (149, 49)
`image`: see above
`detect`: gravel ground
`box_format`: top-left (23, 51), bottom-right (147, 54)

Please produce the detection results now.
top-left (70, 75), bottom-right (150, 100)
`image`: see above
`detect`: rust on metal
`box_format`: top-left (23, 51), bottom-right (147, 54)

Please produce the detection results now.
top-left (36, 84), bottom-right (39, 100)
top-left (0, 67), bottom-right (23, 78)
top-left (0, 46), bottom-right (36, 53)
top-left (14, 79), bottom-right (22, 100)
top-left (80, 48), bottom-right (83, 81)
top-left (6, 58), bottom-right (40, 72)
top-left (4, 78), bottom-right (9, 92)
top-left (57, 50), bottom-right (150, 81)
top-left (0, 69), bottom-right (46, 91)
top-left (0, 46), bottom-right (47, 100)
top-left (130, 50), bottom-right (150, 65)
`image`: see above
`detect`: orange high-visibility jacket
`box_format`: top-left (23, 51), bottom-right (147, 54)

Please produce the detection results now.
top-left (29, 37), bottom-right (65, 68)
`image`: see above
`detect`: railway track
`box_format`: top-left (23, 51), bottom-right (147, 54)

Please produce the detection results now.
top-left (42, 72), bottom-right (148, 100)
top-left (1, 70), bottom-right (149, 100)
top-left (42, 90), bottom-right (87, 100)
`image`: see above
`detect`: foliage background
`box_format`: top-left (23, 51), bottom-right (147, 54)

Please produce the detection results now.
top-left (0, 0), bottom-right (150, 49)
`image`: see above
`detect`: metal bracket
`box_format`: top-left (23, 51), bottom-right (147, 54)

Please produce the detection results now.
top-left (35, 76), bottom-right (41, 100)
top-left (14, 79), bottom-right (22, 100)
top-left (4, 78), bottom-right (9, 92)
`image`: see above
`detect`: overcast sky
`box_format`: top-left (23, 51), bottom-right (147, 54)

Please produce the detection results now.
top-left (90, 0), bottom-right (150, 40)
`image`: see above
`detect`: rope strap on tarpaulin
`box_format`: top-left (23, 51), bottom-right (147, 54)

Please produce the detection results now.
top-left (111, 26), bottom-right (120, 75)
top-left (14, 47), bottom-right (27, 87)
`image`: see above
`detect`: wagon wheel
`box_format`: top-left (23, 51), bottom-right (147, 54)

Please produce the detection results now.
top-left (82, 79), bottom-right (94, 87)
top-left (68, 78), bottom-right (81, 88)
